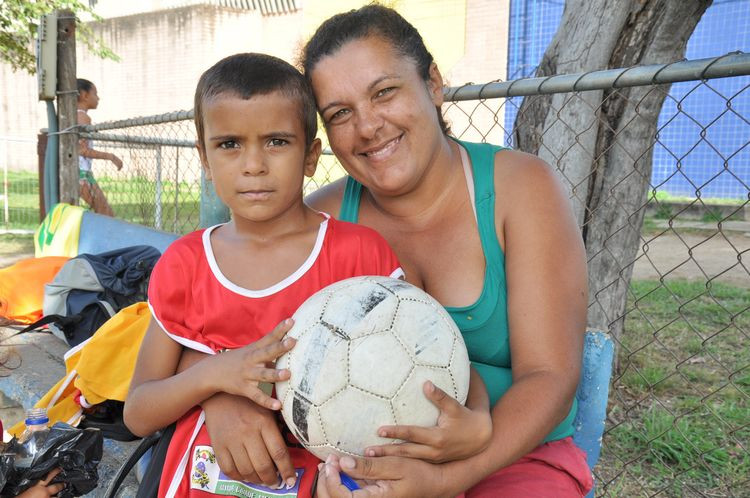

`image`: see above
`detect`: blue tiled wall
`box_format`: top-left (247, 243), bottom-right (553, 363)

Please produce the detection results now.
top-left (505, 0), bottom-right (749, 199)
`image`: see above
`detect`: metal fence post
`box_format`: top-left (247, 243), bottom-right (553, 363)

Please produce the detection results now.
top-left (56, 9), bottom-right (78, 206)
top-left (155, 145), bottom-right (163, 230)
top-left (200, 171), bottom-right (229, 228)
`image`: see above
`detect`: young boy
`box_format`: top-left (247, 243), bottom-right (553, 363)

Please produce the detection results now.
top-left (123, 53), bottom-right (403, 498)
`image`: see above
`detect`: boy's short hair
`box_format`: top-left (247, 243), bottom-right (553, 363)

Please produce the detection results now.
top-left (194, 53), bottom-right (317, 150)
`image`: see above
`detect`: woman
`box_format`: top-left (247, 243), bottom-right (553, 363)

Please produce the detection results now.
top-left (76, 79), bottom-right (123, 217)
top-left (198, 5), bottom-right (592, 497)
top-left (302, 5), bottom-right (593, 497)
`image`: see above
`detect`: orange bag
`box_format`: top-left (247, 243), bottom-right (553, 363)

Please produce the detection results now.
top-left (0, 256), bottom-right (70, 324)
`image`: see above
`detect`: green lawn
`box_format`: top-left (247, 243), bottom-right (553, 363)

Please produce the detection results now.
top-left (598, 280), bottom-right (749, 497)
top-left (2, 163), bottom-right (348, 234)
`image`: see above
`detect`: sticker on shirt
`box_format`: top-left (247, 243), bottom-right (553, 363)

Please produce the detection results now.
top-left (190, 445), bottom-right (304, 497)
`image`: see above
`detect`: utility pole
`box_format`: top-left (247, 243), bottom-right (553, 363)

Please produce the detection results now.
top-left (57, 9), bottom-right (78, 205)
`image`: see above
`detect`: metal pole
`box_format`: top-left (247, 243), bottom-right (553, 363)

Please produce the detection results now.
top-left (155, 145), bottom-right (163, 230)
top-left (444, 52), bottom-right (750, 101)
top-left (200, 171), bottom-right (229, 228)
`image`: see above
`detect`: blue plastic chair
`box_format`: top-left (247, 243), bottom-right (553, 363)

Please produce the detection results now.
top-left (572, 330), bottom-right (615, 497)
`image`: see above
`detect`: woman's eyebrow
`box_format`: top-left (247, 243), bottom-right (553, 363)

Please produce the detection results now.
top-left (319, 74), bottom-right (399, 115)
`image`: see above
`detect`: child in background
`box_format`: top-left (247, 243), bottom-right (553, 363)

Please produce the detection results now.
top-left (123, 53), bottom-right (403, 497)
top-left (76, 78), bottom-right (123, 216)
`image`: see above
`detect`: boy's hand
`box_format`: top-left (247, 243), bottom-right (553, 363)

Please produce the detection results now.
top-left (203, 393), bottom-right (296, 488)
top-left (16, 468), bottom-right (66, 497)
top-left (213, 319), bottom-right (296, 410)
top-left (363, 370), bottom-right (492, 463)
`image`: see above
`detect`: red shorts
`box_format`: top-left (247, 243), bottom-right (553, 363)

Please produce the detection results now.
top-left (459, 437), bottom-right (593, 497)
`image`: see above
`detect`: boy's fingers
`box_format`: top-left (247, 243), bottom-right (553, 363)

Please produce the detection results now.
top-left (245, 366), bottom-right (290, 384)
top-left (253, 338), bottom-right (296, 362)
top-left (246, 388), bottom-right (282, 410)
top-left (214, 445), bottom-right (241, 481)
top-left (257, 319), bottom-right (295, 345)
top-left (247, 444), bottom-right (281, 487)
top-left (262, 429), bottom-right (296, 488)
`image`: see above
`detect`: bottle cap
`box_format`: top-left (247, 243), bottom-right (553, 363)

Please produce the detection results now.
top-left (25, 407), bottom-right (49, 426)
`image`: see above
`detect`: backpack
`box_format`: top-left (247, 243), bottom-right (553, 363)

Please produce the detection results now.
top-left (21, 245), bottom-right (161, 347)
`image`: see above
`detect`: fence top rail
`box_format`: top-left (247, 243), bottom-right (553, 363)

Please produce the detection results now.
top-left (81, 52), bottom-right (750, 132)
top-left (79, 131), bottom-right (196, 148)
top-left (445, 51), bottom-right (750, 101)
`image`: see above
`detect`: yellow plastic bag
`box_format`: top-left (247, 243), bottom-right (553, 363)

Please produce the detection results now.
top-left (9, 302), bottom-right (151, 436)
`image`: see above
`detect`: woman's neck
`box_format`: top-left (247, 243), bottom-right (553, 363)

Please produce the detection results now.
top-left (365, 138), bottom-right (465, 228)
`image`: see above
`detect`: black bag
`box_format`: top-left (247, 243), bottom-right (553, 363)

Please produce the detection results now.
top-left (21, 245), bottom-right (161, 347)
top-left (0, 423), bottom-right (103, 497)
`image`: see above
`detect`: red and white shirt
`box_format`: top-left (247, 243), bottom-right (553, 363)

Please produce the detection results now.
top-left (148, 214), bottom-right (403, 498)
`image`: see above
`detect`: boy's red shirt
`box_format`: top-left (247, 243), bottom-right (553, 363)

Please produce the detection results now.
top-left (148, 215), bottom-right (403, 498)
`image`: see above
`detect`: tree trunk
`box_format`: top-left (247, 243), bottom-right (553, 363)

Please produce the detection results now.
top-left (513, 0), bottom-right (711, 352)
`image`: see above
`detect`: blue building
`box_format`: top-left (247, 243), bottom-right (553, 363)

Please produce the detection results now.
top-left (505, 0), bottom-right (749, 200)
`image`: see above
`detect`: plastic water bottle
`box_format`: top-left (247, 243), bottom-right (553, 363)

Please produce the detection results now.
top-left (14, 408), bottom-right (50, 468)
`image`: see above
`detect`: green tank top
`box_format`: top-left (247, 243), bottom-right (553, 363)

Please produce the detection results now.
top-left (339, 138), bottom-right (576, 442)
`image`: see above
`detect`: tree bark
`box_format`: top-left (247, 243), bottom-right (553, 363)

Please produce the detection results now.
top-left (57, 9), bottom-right (79, 206)
top-left (513, 0), bottom-right (711, 351)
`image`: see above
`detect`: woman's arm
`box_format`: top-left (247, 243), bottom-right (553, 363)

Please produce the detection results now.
top-left (436, 151), bottom-right (588, 491)
top-left (124, 317), bottom-right (295, 437)
top-left (316, 151), bottom-right (588, 496)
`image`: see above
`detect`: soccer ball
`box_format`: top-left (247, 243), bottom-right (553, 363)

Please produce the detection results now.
top-left (275, 275), bottom-right (470, 461)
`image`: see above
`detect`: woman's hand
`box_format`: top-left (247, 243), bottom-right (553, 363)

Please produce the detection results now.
top-left (211, 319), bottom-right (296, 410)
top-left (15, 469), bottom-right (65, 497)
top-left (202, 393), bottom-right (297, 488)
top-left (315, 455), bottom-right (453, 498)
top-left (365, 369), bottom-right (492, 463)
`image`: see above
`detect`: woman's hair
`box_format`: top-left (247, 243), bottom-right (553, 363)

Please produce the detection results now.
top-left (77, 78), bottom-right (94, 95)
top-left (302, 3), bottom-right (450, 134)
top-left (194, 53), bottom-right (318, 150)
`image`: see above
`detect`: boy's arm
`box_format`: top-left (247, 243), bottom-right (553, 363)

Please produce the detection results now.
top-left (124, 319), bottom-right (219, 436)
top-left (125, 317), bottom-right (295, 437)
top-left (177, 322), bottom-right (298, 487)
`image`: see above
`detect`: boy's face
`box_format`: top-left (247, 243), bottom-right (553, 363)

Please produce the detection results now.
top-left (198, 91), bottom-right (320, 224)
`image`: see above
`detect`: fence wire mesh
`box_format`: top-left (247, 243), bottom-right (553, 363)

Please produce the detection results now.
top-left (24, 53), bottom-right (746, 496)
top-left (0, 136), bottom-right (39, 231)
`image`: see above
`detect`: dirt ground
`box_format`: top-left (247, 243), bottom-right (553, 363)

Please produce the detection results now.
top-left (631, 226), bottom-right (750, 287)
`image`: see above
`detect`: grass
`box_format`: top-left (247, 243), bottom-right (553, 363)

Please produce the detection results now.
top-left (650, 189), bottom-right (748, 206)
top-left (3, 164), bottom-right (350, 234)
top-left (598, 279), bottom-right (750, 497)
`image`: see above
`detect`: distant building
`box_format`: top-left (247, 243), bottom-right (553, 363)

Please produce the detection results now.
top-left (0, 0), bottom-right (509, 171)
top-left (505, 0), bottom-right (750, 200)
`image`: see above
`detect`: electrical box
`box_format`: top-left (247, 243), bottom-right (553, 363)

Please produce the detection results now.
top-left (36, 12), bottom-right (58, 101)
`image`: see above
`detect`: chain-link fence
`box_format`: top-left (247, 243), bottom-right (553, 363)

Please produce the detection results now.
top-left (0, 136), bottom-right (39, 231)
top-left (47, 52), bottom-right (749, 496)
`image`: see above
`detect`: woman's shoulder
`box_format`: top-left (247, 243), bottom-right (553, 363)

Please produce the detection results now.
top-left (493, 148), bottom-right (567, 200)
top-left (305, 177), bottom-right (348, 217)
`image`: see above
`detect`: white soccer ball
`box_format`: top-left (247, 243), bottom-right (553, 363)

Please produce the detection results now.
top-left (275, 275), bottom-right (470, 461)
